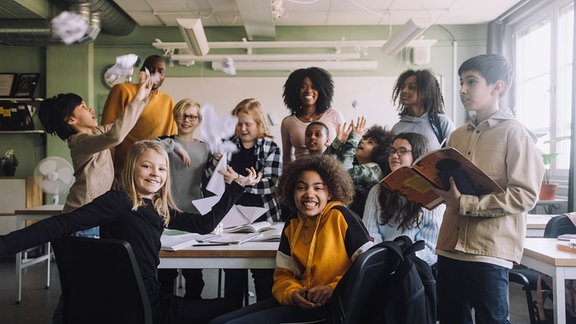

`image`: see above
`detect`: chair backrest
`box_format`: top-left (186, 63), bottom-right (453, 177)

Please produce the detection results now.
top-left (544, 215), bottom-right (576, 238)
top-left (330, 244), bottom-right (400, 324)
top-left (52, 237), bottom-right (153, 324)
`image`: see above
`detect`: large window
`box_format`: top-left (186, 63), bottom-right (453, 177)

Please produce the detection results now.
top-left (511, 0), bottom-right (573, 182)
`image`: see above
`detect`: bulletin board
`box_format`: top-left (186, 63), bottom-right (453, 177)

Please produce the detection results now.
top-left (163, 76), bottom-right (400, 140)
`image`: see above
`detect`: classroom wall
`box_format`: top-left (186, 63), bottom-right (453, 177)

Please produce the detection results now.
top-left (0, 23), bottom-right (488, 201)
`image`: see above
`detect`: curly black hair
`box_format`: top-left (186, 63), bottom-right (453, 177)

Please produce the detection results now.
top-left (362, 125), bottom-right (394, 175)
top-left (282, 67), bottom-right (334, 115)
top-left (38, 93), bottom-right (83, 140)
top-left (276, 154), bottom-right (354, 212)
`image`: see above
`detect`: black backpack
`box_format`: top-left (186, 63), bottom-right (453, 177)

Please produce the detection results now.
top-left (378, 236), bottom-right (437, 324)
top-left (330, 235), bottom-right (436, 324)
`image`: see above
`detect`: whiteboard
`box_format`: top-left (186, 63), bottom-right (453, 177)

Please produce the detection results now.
top-left (163, 76), bottom-right (399, 140)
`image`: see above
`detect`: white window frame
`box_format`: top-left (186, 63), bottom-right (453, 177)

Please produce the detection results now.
top-left (507, 0), bottom-right (573, 185)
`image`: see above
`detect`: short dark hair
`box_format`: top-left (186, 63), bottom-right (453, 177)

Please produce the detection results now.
top-left (38, 93), bottom-right (82, 140)
top-left (362, 125), bottom-right (394, 174)
top-left (305, 121), bottom-right (329, 138)
top-left (458, 54), bottom-right (513, 96)
top-left (392, 69), bottom-right (445, 117)
top-left (282, 67), bottom-right (334, 115)
top-left (276, 154), bottom-right (354, 211)
top-left (139, 55), bottom-right (165, 72)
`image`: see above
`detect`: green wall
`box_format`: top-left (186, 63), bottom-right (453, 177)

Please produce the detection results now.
top-left (0, 23), bottom-right (487, 180)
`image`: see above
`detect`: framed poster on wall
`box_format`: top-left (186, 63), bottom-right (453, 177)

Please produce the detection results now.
top-left (12, 73), bottom-right (39, 98)
top-left (0, 73), bottom-right (16, 97)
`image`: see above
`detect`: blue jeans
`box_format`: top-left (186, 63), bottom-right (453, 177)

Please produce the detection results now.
top-left (437, 256), bottom-right (510, 324)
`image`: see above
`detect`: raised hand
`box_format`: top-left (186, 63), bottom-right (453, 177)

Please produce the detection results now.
top-left (336, 122), bottom-right (353, 143)
top-left (350, 116), bottom-right (367, 136)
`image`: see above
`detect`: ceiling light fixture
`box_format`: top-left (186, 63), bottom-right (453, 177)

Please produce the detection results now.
top-left (381, 18), bottom-right (435, 56)
top-left (212, 60), bottom-right (378, 71)
top-left (176, 18), bottom-right (209, 56)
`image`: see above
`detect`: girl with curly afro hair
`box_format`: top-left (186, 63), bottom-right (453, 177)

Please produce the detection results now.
top-left (209, 154), bottom-right (372, 324)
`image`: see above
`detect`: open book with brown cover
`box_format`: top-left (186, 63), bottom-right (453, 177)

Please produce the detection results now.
top-left (381, 147), bottom-right (504, 210)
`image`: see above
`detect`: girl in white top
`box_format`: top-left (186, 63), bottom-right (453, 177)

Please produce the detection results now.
top-left (280, 67), bottom-right (344, 163)
top-left (362, 132), bottom-right (444, 266)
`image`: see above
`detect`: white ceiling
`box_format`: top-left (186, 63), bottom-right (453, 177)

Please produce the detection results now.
top-left (114, 0), bottom-right (524, 27)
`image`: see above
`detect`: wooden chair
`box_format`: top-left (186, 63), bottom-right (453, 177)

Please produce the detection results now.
top-left (52, 237), bottom-right (153, 324)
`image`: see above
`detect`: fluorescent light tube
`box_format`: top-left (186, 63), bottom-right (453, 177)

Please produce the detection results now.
top-left (212, 60), bottom-right (378, 71)
top-left (176, 18), bottom-right (209, 56)
top-left (382, 18), bottom-right (434, 56)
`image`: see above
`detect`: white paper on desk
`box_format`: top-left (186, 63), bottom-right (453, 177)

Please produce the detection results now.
top-left (205, 157), bottom-right (227, 196)
top-left (192, 196), bottom-right (268, 229)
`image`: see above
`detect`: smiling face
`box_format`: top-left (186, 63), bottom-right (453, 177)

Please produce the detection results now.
top-left (235, 111), bottom-right (259, 148)
top-left (176, 105), bottom-right (200, 135)
top-left (299, 77), bottom-right (319, 108)
top-left (67, 100), bottom-right (98, 133)
top-left (134, 148), bottom-right (167, 199)
top-left (293, 170), bottom-right (332, 218)
top-left (355, 137), bottom-right (377, 164)
top-left (388, 138), bottom-right (414, 172)
top-left (305, 124), bottom-right (329, 154)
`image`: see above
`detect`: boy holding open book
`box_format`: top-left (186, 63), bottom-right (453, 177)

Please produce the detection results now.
top-left (433, 54), bottom-right (544, 323)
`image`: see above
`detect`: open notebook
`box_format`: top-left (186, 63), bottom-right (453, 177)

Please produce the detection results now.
top-left (192, 195), bottom-right (268, 229)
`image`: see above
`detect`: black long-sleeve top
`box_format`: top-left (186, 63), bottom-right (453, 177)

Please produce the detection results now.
top-left (0, 182), bottom-right (245, 296)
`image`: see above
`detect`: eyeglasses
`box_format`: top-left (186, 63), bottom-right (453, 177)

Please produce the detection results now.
top-left (177, 114), bottom-right (199, 121)
top-left (386, 147), bottom-right (412, 156)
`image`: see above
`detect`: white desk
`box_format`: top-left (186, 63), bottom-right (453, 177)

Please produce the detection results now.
top-left (158, 242), bottom-right (278, 269)
top-left (521, 238), bottom-right (576, 324)
top-left (526, 214), bottom-right (554, 237)
top-left (14, 205), bottom-right (63, 303)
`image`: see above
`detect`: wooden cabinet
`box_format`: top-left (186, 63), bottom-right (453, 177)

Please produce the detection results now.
top-left (0, 176), bottom-right (42, 234)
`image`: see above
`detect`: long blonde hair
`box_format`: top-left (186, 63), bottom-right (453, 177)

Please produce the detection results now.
top-left (119, 140), bottom-right (179, 225)
top-left (231, 98), bottom-right (273, 139)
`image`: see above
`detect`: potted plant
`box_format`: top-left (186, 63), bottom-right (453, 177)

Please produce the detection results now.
top-left (539, 135), bottom-right (570, 200)
top-left (0, 149), bottom-right (18, 176)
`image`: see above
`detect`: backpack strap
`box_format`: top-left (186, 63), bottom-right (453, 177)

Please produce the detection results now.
top-left (428, 114), bottom-right (444, 146)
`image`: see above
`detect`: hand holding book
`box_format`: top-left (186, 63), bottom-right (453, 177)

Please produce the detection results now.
top-left (381, 147), bottom-right (503, 210)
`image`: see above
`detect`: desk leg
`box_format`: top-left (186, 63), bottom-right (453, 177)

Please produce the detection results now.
top-left (15, 251), bottom-right (22, 304)
top-left (45, 242), bottom-right (51, 289)
top-left (553, 267), bottom-right (567, 324)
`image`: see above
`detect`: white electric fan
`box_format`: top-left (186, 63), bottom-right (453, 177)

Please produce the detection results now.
top-left (33, 157), bottom-right (75, 205)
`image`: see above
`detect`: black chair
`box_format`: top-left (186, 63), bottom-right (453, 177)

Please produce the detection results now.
top-left (510, 214), bottom-right (576, 324)
top-left (52, 237), bottom-right (153, 324)
top-left (330, 242), bottom-right (402, 324)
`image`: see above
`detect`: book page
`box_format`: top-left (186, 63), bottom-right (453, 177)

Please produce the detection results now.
top-left (161, 229), bottom-right (219, 251)
top-left (208, 232), bottom-right (263, 244)
top-left (192, 196), bottom-right (268, 228)
top-left (252, 223), bottom-right (284, 242)
top-left (381, 166), bottom-right (444, 210)
top-left (205, 158), bottom-right (227, 196)
top-left (412, 147), bottom-right (503, 195)
top-left (225, 221), bottom-right (272, 233)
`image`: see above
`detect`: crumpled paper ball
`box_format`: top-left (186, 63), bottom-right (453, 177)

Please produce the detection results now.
top-left (51, 11), bottom-right (89, 45)
top-left (196, 104), bottom-right (238, 154)
top-left (104, 54), bottom-right (139, 84)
